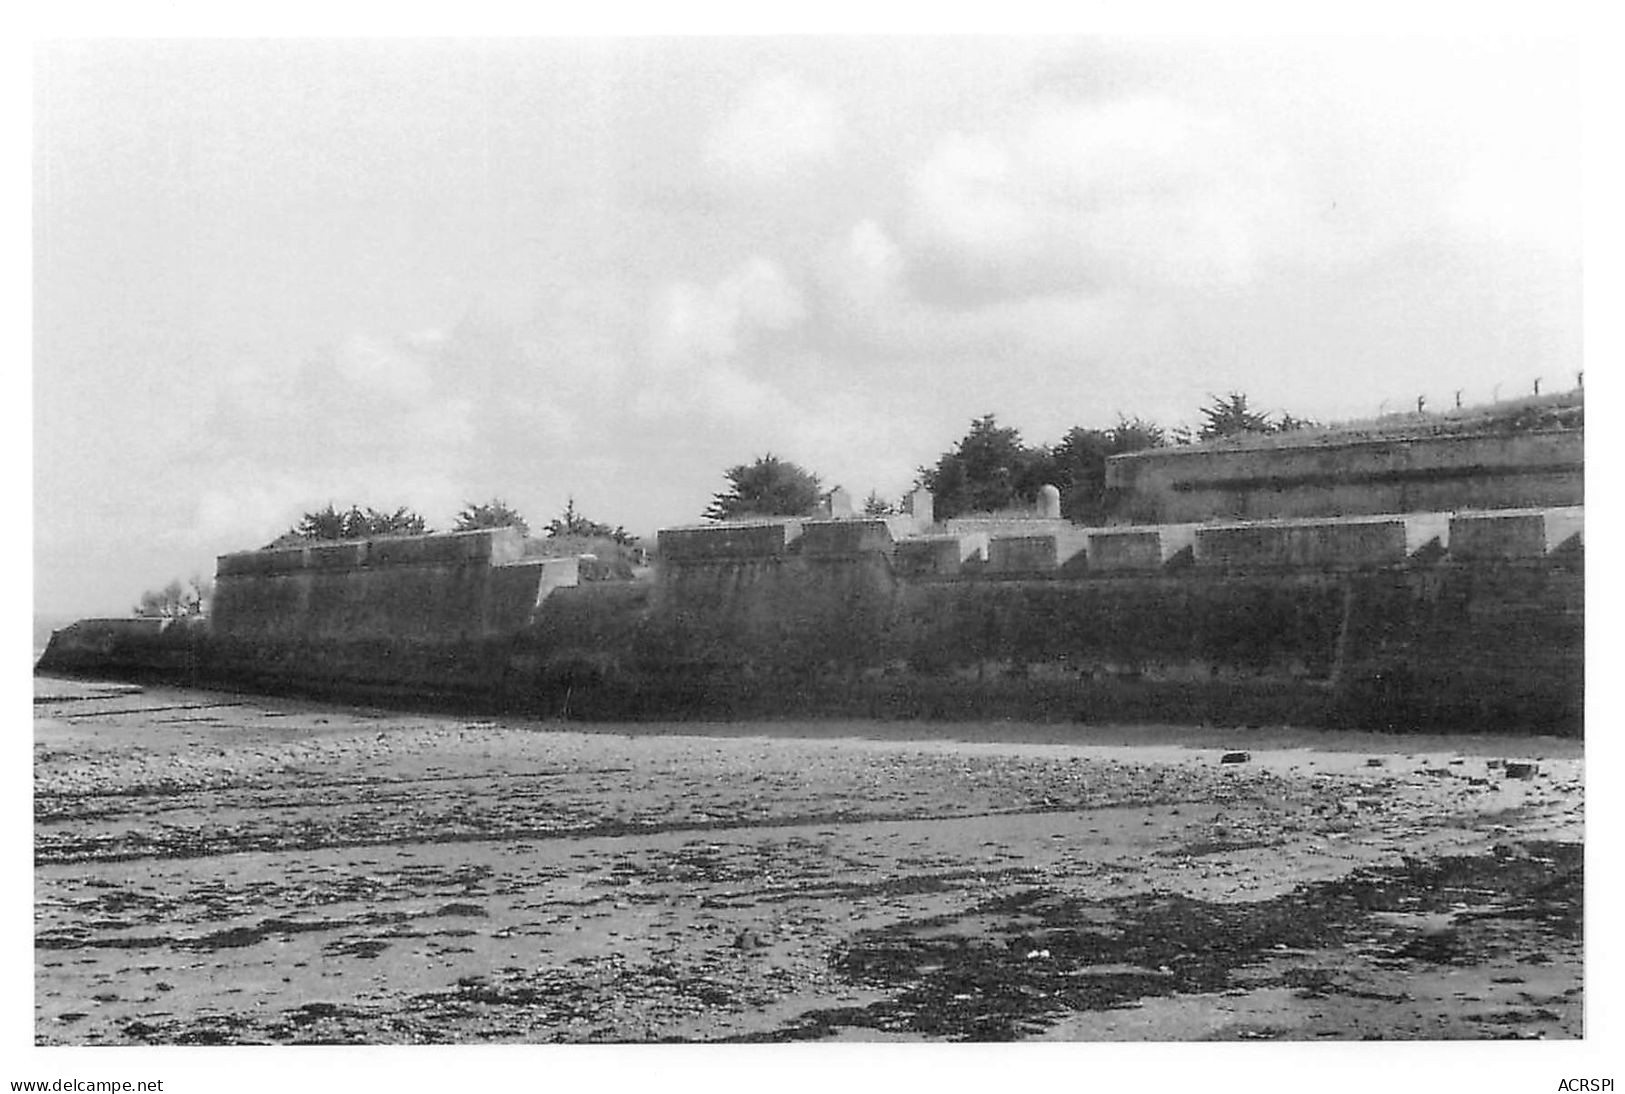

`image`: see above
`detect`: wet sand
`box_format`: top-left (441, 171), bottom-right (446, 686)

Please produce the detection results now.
top-left (34, 676), bottom-right (1583, 1044)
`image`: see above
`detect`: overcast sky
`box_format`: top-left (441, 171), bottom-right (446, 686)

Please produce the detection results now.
top-left (33, 35), bottom-right (1583, 616)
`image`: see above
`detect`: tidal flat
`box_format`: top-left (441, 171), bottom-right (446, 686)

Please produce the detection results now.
top-left (34, 677), bottom-right (1582, 1044)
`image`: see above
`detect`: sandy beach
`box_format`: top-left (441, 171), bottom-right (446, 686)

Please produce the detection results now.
top-left (34, 676), bottom-right (1583, 1044)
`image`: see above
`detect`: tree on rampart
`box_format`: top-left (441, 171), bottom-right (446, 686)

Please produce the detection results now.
top-left (1197, 393), bottom-right (1273, 439)
top-left (281, 504), bottom-right (430, 543)
top-left (862, 490), bottom-right (896, 516)
top-left (455, 498), bottom-right (530, 536)
top-left (1048, 416), bottom-right (1166, 522)
top-left (918, 412), bottom-right (1170, 523)
top-left (705, 455), bottom-right (822, 521)
top-left (1193, 394), bottom-right (1318, 440)
top-left (134, 575), bottom-right (210, 618)
top-left (1197, 392), bottom-right (1323, 439)
top-left (1105, 415), bottom-right (1166, 452)
top-left (918, 414), bottom-right (1053, 521)
top-left (546, 497), bottom-right (636, 546)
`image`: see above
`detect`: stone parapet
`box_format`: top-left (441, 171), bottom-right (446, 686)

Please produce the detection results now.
top-left (798, 519), bottom-right (897, 556)
top-left (945, 515), bottom-right (1071, 539)
top-left (211, 527), bottom-right (576, 643)
top-left (1086, 524), bottom-right (1200, 571)
top-left (1448, 507), bottom-right (1584, 560)
top-left (987, 528), bottom-right (1089, 573)
top-left (987, 535), bottom-right (1058, 573)
top-left (893, 533), bottom-right (989, 576)
top-left (1195, 516), bottom-right (1415, 570)
top-left (217, 528), bottom-right (525, 575)
top-left (657, 521), bottom-right (804, 561)
top-left (1107, 428), bottom-right (1583, 523)
top-left (369, 528), bottom-right (524, 567)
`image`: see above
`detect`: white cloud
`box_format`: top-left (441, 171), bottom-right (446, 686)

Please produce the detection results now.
top-left (193, 470), bottom-right (330, 543)
top-left (637, 257), bottom-right (813, 432)
top-left (908, 133), bottom-right (1026, 259)
top-left (814, 219), bottom-right (909, 343)
top-left (816, 212), bottom-right (1140, 370)
top-left (499, 396), bottom-right (576, 447)
top-left (842, 220), bottom-right (903, 296)
top-left (903, 96), bottom-right (1319, 300)
top-left (1450, 149), bottom-right (1580, 247)
top-left (333, 332), bottom-right (435, 401)
top-left (819, 217), bottom-right (910, 308)
top-left (190, 463), bottom-right (465, 548)
top-left (732, 257), bottom-right (806, 330)
top-left (650, 282), bottom-right (736, 369)
top-left (183, 324), bottom-right (493, 545)
top-left (694, 361), bottom-right (786, 422)
top-left (650, 257), bottom-right (806, 373)
top-left (704, 73), bottom-right (841, 184)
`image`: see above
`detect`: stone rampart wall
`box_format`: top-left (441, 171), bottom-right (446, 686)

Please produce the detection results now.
top-left (798, 519), bottom-right (899, 556)
top-left (933, 508), bottom-right (1574, 574)
top-left (894, 534), bottom-right (987, 576)
top-left (1105, 429), bottom-right (1582, 523)
top-left (39, 488), bottom-right (1584, 735)
top-left (210, 528), bottom-right (577, 643)
top-left (634, 534), bottom-right (1581, 733)
top-left (1449, 507), bottom-right (1586, 560)
top-left (657, 522), bottom-right (803, 560)
top-left (1194, 517), bottom-right (1414, 570)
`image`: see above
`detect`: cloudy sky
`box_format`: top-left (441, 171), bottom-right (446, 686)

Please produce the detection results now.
top-left (34, 35), bottom-right (1582, 616)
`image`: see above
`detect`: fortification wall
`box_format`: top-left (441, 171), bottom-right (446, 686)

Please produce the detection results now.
top-left (657, 521), bottom-right (803, 560)
top-left (210, 528), bottom-right (578, 643)
top-left (651, 549), bottom-right (900, 673)
top-left (614, 508), bottom-right (1582, 732)
top-left (33, 617), bottom-right (196, 678)
top-left (38, 500), bottom-right (1583, 734)
top-left (1105, 429), bottom-right (1582, 523)
top-left (1086, 525), bottom-right (1199, 570)
top-left (1448, 507), bottom-right (1586, 559)
top-left (1191, 514), bottom-right (1448, 570)
top-left (894, 533), bottom-right (987, 576)
top-left (623, 553), bottom-right (1580, 734)
top-left (895, 508), bottom-right (1581, 576)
